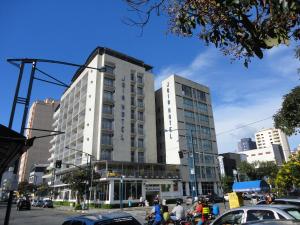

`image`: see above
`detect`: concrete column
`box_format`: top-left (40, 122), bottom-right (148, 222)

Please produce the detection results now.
top-left (108, 180), bottom-right (114, 204)
top-left (198, 182), bottom-right (202, 195)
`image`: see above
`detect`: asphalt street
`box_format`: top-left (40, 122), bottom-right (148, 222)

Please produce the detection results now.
top-left (0, 202), bottom-right (232, 225)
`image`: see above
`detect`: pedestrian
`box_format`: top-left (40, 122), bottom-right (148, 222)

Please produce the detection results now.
top-left (128, 196), bottom-right (132, 207)
top-left (139, 196), bottom-right (145, 207)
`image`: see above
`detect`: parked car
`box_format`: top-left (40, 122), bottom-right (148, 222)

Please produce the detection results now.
top-left (32, 200), bottom-right (44, 207)
top-left (43, 199), bottom-right (53, 208)
top-left (257, 198), bottom-right (300, 207)
top-left (62, 212), bottom-right (141, 225)
top-left (210, 205), bottom-right (300, 225)
top-left (205, 194), bottom-right (224, 203)
top-left (244, 219), bottom-right (300, 225)
top-left (16, 199), bottom-right (31, 210)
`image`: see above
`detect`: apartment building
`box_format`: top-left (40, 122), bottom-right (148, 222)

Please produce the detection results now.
top-left (18, 99), bottom-right (59, 182)
top-left (238, 138), bottom-right (257, 152)
top-left (156, 75), bottom-right (220, 196)
top-left (255, 128), bottom-right (291, 162)
top-left (49, 47), bottom-right (181, 205)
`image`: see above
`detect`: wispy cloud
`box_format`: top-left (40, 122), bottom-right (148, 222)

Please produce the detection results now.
top-left (155, 45), bottom-right (299, 153)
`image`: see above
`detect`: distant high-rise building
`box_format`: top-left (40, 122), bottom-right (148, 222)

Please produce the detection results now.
top-left (218, 153), bottom-right (246, 177)
top-left (18, 99), bottom-right (59, 182)
top-left (156, 75), bottom-right (220, 195)
top-left (238, 138), bottom-right (257, 152)
top-left (255, 128), bottom-right (291, 161)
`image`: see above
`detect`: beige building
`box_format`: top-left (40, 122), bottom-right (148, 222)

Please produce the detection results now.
top-left (255, 128), bottom-right (291, 162)
top-left (156, 75), bottom-right (220, 196)
top-left (18, 99), bottom-right (59, 182)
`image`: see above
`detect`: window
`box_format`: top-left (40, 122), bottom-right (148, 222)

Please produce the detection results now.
top-left (202, 140), bottom-right (212, 152)
top-left (102, 119), bottom-right (113, 130)
top-left (246, 210), bottom-right (275, 222)
top-left (198, 114), bottom-right (209, 123)
top-left (102, 104), bottom-right (113, 114)
top-left (186, 123), bottom-right (196, 133)
top-left (184, 110), bottom-right (194, 119)
top-left (138, 152), bottom-right (144, 163)
top-left (137, 87), bottom-right (143, 95)
top-left (137, 99), bottom-right (143, 107)
top-left (201, 126), bottom-right (211, 135)
top-left (138, 139), bottom-right (144, 148)
top-left (161, 184), bottom-right (171, 192)
top-left (204, 154), bottom-right (214, 164)
top-left (196, 90), bottom-right (206, 101)
top-left (131, 70), bottom-right (135, 81)
top-left (131, 97), bottom-right (135, 106)
top-left (131, 123), bottom-right (135, 133)
top-left (138, 111), bottom-right (144, 121)
top-left (284, 208), bottom-right (300, 220)
top-left (131, 137), bottom-right (135, 147)
top-left (131, 110), bottom-right (135, 119)
top-left (103, 91), bottom-right (113, 101)
top-left (101, 134), bottom-right (112, 145)
top-left (183, 98), bottom-right (193, 109)
top-left (138, 124), bottom-right (143, 135)
top-left (104, 77), bottom-right (114, 87)
top-left (100, 149), bottom-right (111, 160)
top-left (182, 85), bottom-right (192, 97)
top-left (131, 151), bottom-right (135, 162)
top-left (213, 210), bottom-right (244, 225)
top-left (196, 102), bottom-right (208, 113)
top-left (105, 64), bottom-right (115, 74)
top-left (131, 85), bottom-right (135, 93)
top-left (137, 74), bottom-right (143, 83)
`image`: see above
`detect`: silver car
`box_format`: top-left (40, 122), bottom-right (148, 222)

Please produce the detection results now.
top-left (257, 198), bottom-right (300, 207)
top-left (210, 205), bottom-right (300, 225)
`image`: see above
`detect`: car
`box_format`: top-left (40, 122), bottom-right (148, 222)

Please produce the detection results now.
top-left (31, 199), bottom-right (38, 206)
top-left (205, 194), bottom-right (224, 203)
top-left (32, 200), bottom-right (44, 207)
top-left (43, 199), bottom-right (53, 208)
top-left (16, 199), bottom-right (31, 210)
top-left (62, 212), bottom-right (142, 225)
top-left (257, 198), bottom-right (300, 207)
top-left (244, 219), bottom-right (300, 225)
top-left (242, 193), bottom-right (253, 200)
top-left (210, 205), bottom-right (300, 225)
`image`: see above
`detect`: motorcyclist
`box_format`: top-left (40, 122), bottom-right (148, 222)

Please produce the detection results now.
top-left (170, 199), bottom-right (185, 223)
top-left (151, 199), bottom-right (163, 225)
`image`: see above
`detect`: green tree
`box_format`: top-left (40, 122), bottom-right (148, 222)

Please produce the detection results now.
top-left (18, 181), bottom-right (36, 196)
top-left (61, 170), bottom-right (89, 204)
top-left (35, 183), bottom-right (51, 197)
top-left (125, 0), bottom-right (300, 66)
top-left (274, 86), bottom-right (300, 136)
top-left (238, 161), bottom-right (257, 180)
top-left (276, 151), bottom-right (300, 195)
top-left (220, 176), bottom-right (234, 193)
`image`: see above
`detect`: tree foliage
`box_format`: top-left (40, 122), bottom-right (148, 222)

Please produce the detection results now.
top-left (18, 181), bottom-right (36, 196)
top-left (238, 160), bottom-right (278, 182)
top-left (274, 86), bottom-right (300, 136)
top-left (61, 170), bottom-right (90, 204)
top-left (220, 175), bottom-right (234, 193)
top-left (125, 0), bottom-right (300, 66)
top-left (276, 151), bottom-right (300, 195)
top-left (35, 183), bottom-right (51, 197)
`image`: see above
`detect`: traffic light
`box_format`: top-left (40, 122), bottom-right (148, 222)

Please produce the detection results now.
top-left (178, 151), bottom-right (184, 159)
top-left (55, 160), bottom-right (62, 169)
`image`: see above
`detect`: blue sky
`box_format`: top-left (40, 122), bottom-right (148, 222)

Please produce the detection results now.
top-left (0, 1), bottom-right (299, 153)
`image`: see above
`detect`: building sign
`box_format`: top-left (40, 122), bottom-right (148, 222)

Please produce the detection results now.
top-left (120, 76), bottom-right (125, 141)
top-left (145, 184), bottom-right (160, 192)
top-left (166, 82), bottom-right (172, 139)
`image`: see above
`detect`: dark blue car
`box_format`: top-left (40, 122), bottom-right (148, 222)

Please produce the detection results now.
top-left (62, 212), bottom-right (141, 225)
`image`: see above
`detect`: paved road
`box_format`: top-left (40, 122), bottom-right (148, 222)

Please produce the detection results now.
top-left (0, 202), bottom-right (235, 225)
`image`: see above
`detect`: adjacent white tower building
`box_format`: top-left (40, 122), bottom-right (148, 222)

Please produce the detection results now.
top-left (156, 75), bottom-right (220, 196)
top-left (49, 47), bottom-right (157, 171)
top-left (255, 128), bottom-right (291, 161)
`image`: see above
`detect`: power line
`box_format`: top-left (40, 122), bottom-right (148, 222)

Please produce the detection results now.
top-left (216, 116), bottom-right (273, 136)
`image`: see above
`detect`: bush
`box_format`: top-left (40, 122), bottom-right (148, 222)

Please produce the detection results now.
top-left (101, 204), bottom-right (112, 209)
top-left (54, 201), bottom-right (70, 206)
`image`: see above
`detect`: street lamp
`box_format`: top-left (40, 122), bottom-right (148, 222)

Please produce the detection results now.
top-left (65, 146), bottom-right (96, 209)
top-left (165, 128), bottom-right (198, 201)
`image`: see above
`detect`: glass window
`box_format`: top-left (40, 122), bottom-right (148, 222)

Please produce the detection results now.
top-left (196, 90), bottom-right (206, 102)
top-left (101, 134), bottom-right (112, 145)
top-left (138, 152), bottom-right (144, 163)
top-left (204, 154), bottom-right (214, 164)
top-left (131, 151), bottom-right (135, 162)
top-left (182, 85), bottom-right (192, 97)
top-left (183, 98), bottom-right (193, 110)
top-left (161, 184), bottom-right (171, 192)
top-left (186, 123), bottom-right (196, 133)
top-left (184, 110), bottom-right (194, 119)
top-left (98, 182), bottom-right (109, 201)
top-left (246, 210), bottom-right (275, 221)
top-left (131, 110), bottom-right (135, 119)
top-left (137, 87), bottom-right (143, 95)
top-left (138, 111), bottom-right (144, 121)
top-left (103, 104), bottom-right (113, 114)
top-left (100, 149), bottom-right (111, 160)
top-left (138, 124), bottom-right (143, 135)
top-left (138, 139), bottom-right (144, 148)
top-left (103, 91), bottom-right (113, 101)
top-left (131, 97), bottom-right (135, 106)
top-left (137, 99), bottom-right (143, 107)
top-left (102, 118), bottom-right (113, 130)
top-left (130, 70), bottom-right (135, 81)
top-left (131, 137), bottom-right (135, 147)
top-left (202, 140), bottom-right (212, 152)
top-left (105, 65), bottom-right (114, 74)
top-left (137, 74), bottom-right (143, 83)
top-left (196, 102), bottom-right (208, 113)
top-left (201, 126), bottom-right (211, 135)
top-left (198, 114), bottom-right (209, 123)
top-left (214, 210), bottom-right (244, 225)
top-left (131, 84), bottom-right (135, 93)
top-left (284, 208), bottom-right (300, 220)
top-left (104, 77), bottom-right (114, 87)
top-left (131, 123), bottom-right (135, 133)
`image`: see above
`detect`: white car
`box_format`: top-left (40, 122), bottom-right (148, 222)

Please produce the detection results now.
top-left (210, 205), bottom-right (300, 225)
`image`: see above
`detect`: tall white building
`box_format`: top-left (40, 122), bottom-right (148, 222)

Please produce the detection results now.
top-left (48, 47), bottom-right (183, 205)
top-left (156, 75), bottom-right (220, 196)
top-left (255, 128), bottom-right (291, 161)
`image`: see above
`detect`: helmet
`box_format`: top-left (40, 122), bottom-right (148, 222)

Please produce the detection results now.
top-left (176, 199), bottom-right (182, 205)
top-left (153, 199), bottom-right (159, 205)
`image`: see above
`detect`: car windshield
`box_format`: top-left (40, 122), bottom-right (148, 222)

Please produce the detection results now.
top-left (284, 208), bottom-right (300, 220)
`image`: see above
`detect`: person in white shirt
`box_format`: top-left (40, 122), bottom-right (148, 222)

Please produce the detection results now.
top-left (170, 199), bottom-right (185, 222)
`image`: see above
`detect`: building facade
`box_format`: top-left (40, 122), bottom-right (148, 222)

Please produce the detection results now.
top-left (156, 75), bottom-right (220, 196)
top-left (242, 144), bottom-right (285, 165)
top-left (49, 47), bottom-right (182, 205)
top-left (28, 164), bottom-right (48, 186)
top-left (255, 128), bottom-right (291, 162)
top-left (218, 153), bottom-right (246, 178)
top-left (18, 99), bottom-right (59, 182)
top-left (238, 138), bottom-right (257, 152)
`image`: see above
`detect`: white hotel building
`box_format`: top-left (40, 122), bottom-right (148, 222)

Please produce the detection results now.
top-left (48, 47), bottom-right (181, 204)
top-left (156, 75), bottom-right (221, 196)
